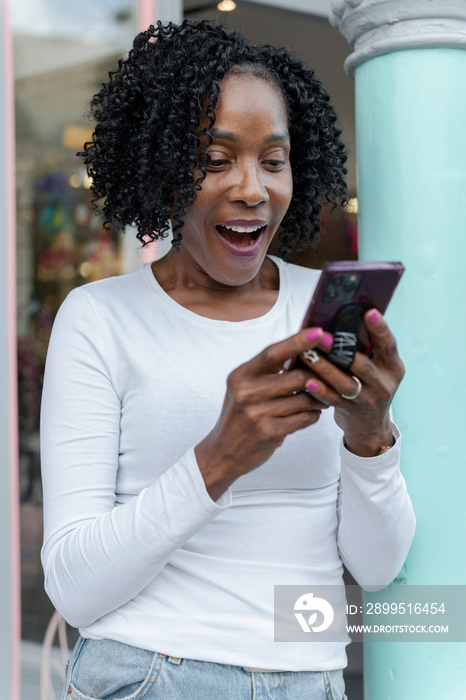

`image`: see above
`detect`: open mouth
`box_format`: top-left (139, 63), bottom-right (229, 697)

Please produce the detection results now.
top-left (215, 223), bottom-right (267, 254)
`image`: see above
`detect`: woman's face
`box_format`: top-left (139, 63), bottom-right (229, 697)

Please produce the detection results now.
top-left (176, 72), bottom-right (293, 288)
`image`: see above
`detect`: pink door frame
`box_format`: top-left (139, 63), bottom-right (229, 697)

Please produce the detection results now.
top-left (1, 0), bottom-right (20, 696)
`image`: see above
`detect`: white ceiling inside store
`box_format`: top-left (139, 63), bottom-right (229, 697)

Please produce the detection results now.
top-left (248, 0), bottom-right (330, 17)
top-left (184, 0), bottom-right (332, 16)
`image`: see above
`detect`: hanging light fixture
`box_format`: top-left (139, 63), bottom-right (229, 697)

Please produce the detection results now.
top-left (217, 0), bottom-right (237, 11)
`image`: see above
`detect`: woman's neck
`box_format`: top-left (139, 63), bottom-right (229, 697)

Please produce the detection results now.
top-left (151, 253), bottom-right (280, 321)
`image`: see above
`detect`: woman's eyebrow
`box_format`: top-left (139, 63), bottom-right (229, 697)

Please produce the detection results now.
top-left (263, 131), bottom-right (290, 144)
top-left (211, 128), bottom-right (239, 142)
top-left (210, 128), bottom-right (290, 144)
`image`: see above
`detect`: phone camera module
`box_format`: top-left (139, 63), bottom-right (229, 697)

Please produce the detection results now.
top-left (324, 273), bottom-right (362, 303)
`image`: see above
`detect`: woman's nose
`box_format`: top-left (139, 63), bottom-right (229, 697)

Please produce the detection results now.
top-left (229, 164), bottom-right (269, 206)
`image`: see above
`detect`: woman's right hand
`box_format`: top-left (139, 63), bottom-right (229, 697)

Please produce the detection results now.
top-left (195, 327), bottom-right (331, 500)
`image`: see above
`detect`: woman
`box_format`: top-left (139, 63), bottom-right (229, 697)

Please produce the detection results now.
top-left (41, 20), bottom-right (415, 700)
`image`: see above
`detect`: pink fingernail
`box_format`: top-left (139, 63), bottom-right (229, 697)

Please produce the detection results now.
top-left (306, 380), bottom-right (320, 392)
top-left (320, 332), bottom-right (333, 349)
top-left (368, 309), bottom-right (382, 325)
top-left (305, 327), bottom-right (323, 342)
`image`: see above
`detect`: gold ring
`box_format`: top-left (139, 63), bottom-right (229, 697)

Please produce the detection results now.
top-left (341, 376), bottom-right (362, 401)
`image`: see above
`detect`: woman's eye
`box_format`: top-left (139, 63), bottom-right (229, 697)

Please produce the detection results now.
top-left (205, 157), bottom-right (229, 169)
top-left (266, 160), bottom-right (285, 170)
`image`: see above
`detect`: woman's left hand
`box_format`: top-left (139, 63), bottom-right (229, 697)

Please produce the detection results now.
top-left (301, 308), bottom-right (405, 457)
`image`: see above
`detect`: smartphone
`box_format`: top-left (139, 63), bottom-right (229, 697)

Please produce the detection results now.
top-left (284, 261), bottom-right (404, 371)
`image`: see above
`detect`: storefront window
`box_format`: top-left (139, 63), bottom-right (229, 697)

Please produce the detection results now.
top-left (11, 1), bottom-right (137, 694)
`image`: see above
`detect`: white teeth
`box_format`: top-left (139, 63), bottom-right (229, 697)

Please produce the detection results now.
top-left (223, 224), bottom-right (262, 234)
top-left (249, 240), bottom-right (255, 245)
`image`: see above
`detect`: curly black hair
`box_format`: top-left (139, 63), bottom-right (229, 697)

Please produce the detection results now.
top-left (79, 19), bottom-right (348, 258)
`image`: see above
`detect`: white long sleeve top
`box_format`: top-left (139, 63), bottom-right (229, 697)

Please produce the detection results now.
top-left (40, 256), bottom-right (415, 671)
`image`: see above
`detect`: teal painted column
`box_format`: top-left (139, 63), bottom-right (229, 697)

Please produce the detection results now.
top-left (357, 47), bottom-right (466, 700)
top-left (330, 2), bottom-right (466, 698)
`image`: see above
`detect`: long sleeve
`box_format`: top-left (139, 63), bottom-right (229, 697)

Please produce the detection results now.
top-left (336, 424), bottom-right (415, 591)
top-left (40, 288), bottom-right (231, 629)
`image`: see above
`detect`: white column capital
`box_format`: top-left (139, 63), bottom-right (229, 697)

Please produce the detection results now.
top-left (329, 0), bottom-right (466, 75)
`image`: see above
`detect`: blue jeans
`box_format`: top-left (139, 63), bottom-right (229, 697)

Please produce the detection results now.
top-left (62, 637), bottom-right (347, 700)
